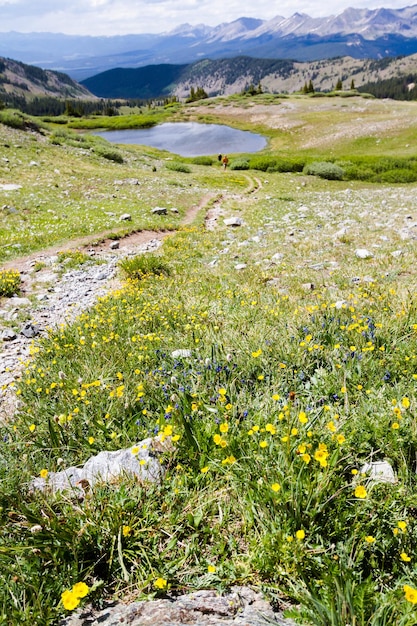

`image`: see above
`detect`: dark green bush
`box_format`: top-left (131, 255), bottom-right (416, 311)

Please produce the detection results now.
top-left (303, 161), bottom-right (345, 180)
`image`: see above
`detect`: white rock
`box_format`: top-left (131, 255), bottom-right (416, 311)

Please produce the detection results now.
top-left (355, 248), bottom-right (373, 259)
top-left (391, 250), bottom-right (403, 258)
top-left (9, 297), bottom-right (31, 307)
top-left (360, 461), bottom-right (396, 484)
top-left (119, 213), bottom-right (132, 221)
top-left (234, 263), bottom-right (247, 270)
top-left (30, 437), bottom-right (168, 495)
top-left (171, 349), bottom-right (192, 359)
top-left (224, 217), bottom-right (243, 227)
top-left (0, 183), bottom-right (22, 191)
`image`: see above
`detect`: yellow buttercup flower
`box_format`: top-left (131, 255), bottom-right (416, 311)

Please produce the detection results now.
top-left (401, 397), bottom-right (410, 409)
top-left (61, 590), bottom-right (79, 611)
top-left (122, 525), bottom-right (132, 537)
top-left (404, 585), bottom-right (417, 604)
top-left (298, 411), bottom-right (308, 424)
top-left (354, 485), bottom-right (367, 499)
top-left (154, 577), bottom-right (167, 589)
top-left (72, 582), bottom-right (89, 598)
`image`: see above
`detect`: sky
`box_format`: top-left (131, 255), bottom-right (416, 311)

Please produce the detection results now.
top-left (0, 0), bottom-right (412, 35)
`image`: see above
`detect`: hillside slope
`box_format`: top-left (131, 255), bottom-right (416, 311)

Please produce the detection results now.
top-left (0, 57), bottom-right (95, 102)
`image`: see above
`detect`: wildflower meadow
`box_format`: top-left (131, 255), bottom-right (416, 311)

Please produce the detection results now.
top-left (1, 96), bottom-right (417, 625)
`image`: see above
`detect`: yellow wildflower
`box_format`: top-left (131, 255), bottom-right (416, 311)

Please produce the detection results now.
top-left (354, 485), bottom-right (367, 499)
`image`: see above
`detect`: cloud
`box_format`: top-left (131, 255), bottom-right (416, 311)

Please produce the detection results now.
top-left (0, 0), bottom-right (413, 35)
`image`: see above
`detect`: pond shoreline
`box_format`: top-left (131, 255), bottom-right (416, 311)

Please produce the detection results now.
top-left (93, 121), bottom-right (267, 157)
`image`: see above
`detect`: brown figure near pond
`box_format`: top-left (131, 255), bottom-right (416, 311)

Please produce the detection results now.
top-left (222, 155), bottom-right (229, 170)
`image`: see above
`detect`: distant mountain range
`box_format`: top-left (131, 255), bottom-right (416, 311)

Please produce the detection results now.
top-left (4, 5), bottom-right (417, 80)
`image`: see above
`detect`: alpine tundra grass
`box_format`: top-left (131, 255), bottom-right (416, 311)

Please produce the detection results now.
top-left (1, 94), bottom-right (417, 624)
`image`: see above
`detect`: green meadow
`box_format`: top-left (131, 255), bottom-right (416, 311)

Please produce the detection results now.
top-left (1, 93), bottom-right (417, 624)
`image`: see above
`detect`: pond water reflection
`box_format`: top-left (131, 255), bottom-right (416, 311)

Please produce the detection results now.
top-left (94, 122), bottom-right (267, 157)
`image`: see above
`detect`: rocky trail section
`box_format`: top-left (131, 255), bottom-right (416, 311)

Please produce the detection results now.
top-left (0, 181), bottom-right (252, 420)
top-left (0, 235), bottom-right (163, 421)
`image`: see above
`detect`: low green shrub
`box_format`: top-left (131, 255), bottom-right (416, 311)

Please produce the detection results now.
top-left (119, 254), bottom-right (171, 280)
top-left (248, 156), bottom-right (306, 173)
top-left (339, 156), bottom-right (417, 182)
top-left (93, 146), bottom-right (124, 163)
top-left (0, 110), bottom-right (40, 132)
top-left (0, 269), bottom-right (21, 297)
top-left (165, 162), bottom-right (191, 173)
top-left (375, 169), bottom-right (417, 184)
top-left (229, 158), bottom-right (250, 170)
top-left (303, 161), bottom-right (345, 180)
top-left (191, 156), bottom-right (213, 166)
top-left (57, 250), bottom-right (94, 270)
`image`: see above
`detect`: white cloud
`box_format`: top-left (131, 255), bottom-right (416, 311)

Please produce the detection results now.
top-left (0, 0), bottom-right (413, 35)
